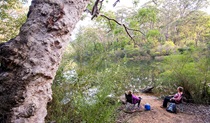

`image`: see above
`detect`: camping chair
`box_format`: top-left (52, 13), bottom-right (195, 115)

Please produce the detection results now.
top-left (175, 94), bottom-right (186, 113)
top-left (125, 93), bottom-right (133, 104)
top-left (124, 93), bottom-right (136, 111)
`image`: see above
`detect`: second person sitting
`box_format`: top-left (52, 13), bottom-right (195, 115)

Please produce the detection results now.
top-left (160, 86), bottom-right (183, 108)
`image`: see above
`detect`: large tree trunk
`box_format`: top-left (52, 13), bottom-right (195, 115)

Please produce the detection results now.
top-left (0, 0), bottom-right (89, 122)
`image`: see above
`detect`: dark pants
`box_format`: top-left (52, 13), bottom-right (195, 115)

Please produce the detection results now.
top-left (135, 97), bottom-right (141, 107)
top-left (162, 96), bottom-right (175, 107)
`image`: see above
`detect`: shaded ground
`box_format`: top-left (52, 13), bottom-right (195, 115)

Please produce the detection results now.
top-left (116, 93), bottom-right (210, 123)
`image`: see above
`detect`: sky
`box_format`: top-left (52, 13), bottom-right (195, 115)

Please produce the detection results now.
top-left (26, 0), bottom-right (210, 14)
top-left (26, 0), bottom-right (210, 15)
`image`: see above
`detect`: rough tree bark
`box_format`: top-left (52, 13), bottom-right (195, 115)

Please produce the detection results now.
top-left (0, 0), bottom-right (89, 122)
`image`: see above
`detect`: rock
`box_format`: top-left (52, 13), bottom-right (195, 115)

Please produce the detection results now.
top-left (141, 86), bottom-right (154, 93)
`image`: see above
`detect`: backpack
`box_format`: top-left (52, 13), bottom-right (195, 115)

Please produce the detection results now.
top-left (166, 103), bottom-right (176, 113)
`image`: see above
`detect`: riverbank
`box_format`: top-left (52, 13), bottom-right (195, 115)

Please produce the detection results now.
top-left (116, 93), bottom-right (210, 123)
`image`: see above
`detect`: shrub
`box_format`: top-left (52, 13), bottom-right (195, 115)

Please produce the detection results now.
top-left (157, 50), bottom-right (210, 104)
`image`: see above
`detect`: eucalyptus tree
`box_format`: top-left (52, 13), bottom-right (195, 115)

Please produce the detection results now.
top-left (174, 11), bottom-right (210, 46)
top-left (95, 10), bottom-right (132, 49)
top-left (71, 26), bottom-right (109, 63)
top-left (128, 7), bottom-right (160, 49)
top-left (145, 0), bottom-right (210, 42)
top-left (0, 0), bottom-right (142, 122)
top-left (0, 0), bottom-right (89, 122)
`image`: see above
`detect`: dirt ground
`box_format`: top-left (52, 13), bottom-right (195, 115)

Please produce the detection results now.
top-left (116, 93), bottom-right (210, 123)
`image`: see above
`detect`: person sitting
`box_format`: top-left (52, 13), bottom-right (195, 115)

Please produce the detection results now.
top-left (160, 86), bottom-right (183, 108)
top-left (125, 91), bottom-right (141, 107)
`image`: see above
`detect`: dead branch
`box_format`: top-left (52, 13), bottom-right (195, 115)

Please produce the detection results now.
top-left (126, 27), bottom-right (145, 36)
top-left (100, 14), bottom-right (145, 41)
top-left (113, 0), bottom-right (120, 7)
top-left (122, 24), bottom-right (134, 41)
top-left (91, 0), bottom-right (104, 20)
top-left (91, 0), bottom-right (100, 19)
top-left (87, 1), bottom-right (145, 42)
top-left (101, 14), bottom-right (121, 25)
top-left (84, 8), bottom-right (91, 13)
top-left (152, 0), bottom-right (157, 5)
top-left (99, 0), bottom-right (104, 11)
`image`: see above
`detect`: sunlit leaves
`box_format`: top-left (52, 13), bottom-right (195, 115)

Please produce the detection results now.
top-left (173, 11), bottom-right (210, 46)
top-left (96, 11), bottom-right (116, 29)
top-left (146, 29), bottom-right (160, 39)
top-left (128, 7), bottom-right (158, 31)
top-left (136, 8), bottom-right (158, 24)
top-left (159, 49), bottom-right (210, 103)
top-left (0, 0), bottom-right (27, 43)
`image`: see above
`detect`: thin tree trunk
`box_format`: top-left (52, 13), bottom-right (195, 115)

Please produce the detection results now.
top-left (0, 0), bottom-right (89, 122)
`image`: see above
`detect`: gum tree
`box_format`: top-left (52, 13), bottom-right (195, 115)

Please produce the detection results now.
top-left (0, 0), bottom-right (89, 122)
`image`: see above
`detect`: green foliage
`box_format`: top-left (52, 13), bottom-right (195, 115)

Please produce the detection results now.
top-left (47, 37), bottom-right (161, 122)
top-left (46, 49), bottom-right (134, 122)
top-left (158, 48), bottom-right (210, 104)
top-left (0, 0), bottom-right (27, 43)
top-left (146, 30), bottom-right (161, 49)
top-left (174, 12), bottom-right (210, 47)
top-left (124, 44), bottom-right (140, 58)
top-left (71, 27), bottom-right (108, 62)
top-left (1, 0), bottom-right (210, 122)
top-left (146, 29), bottom-right (160, 39)
top-left (128, 7), bottom-right (158, 32)
top-left (96, 11), bottom-right (117, 30)
top-left (136, 8), bottom-right (157, 24)
top-left (73, 66), bottom-right (125, 123)
top-left (47, 1), bottom-right (210, 122)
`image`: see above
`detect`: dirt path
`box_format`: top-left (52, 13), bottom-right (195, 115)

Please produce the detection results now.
top-left (117, 93), bottom-right (209, 123)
